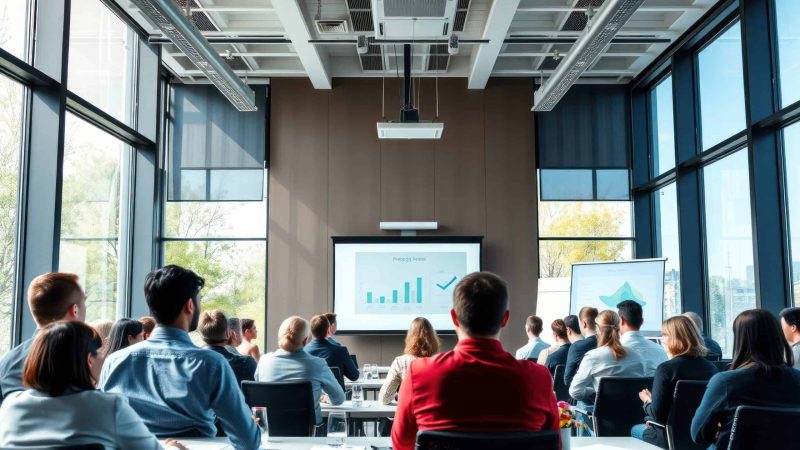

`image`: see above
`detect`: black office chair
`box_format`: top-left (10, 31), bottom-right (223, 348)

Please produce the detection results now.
top-left (329, 365), bottom-right (346, 391)
top-left (712, 360), bottom-right (731, 372)
top-left (552, 364), bottom-right (570, 402)
top-left (586, 376), bottom-right (653, 437)
top-left (55, 446), bottom-right (105, 450)
top-left (415, 430), bottom-right (559, 450)
top-left (727, 405), bottom-right (800, 450)
top-left (704, 353), bottom-right (722, 362)
top-left (526, 357), bottom-right (538, 363)
top-left (350, 354), bottom-right (359, 369)
top-left (648, 380), bottom-right (709, 450)
top-left (241, 380), bottom-right (316, 436)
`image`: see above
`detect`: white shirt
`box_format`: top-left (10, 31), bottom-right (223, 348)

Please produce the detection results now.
top-left (515, 336), bottom-right (551, 360)
top-left (568, 345), bottom-right (647, 403)
top-left (620, 331), bottom-right (668, 376)
top-left (792, 342), bottom-right (800, 370)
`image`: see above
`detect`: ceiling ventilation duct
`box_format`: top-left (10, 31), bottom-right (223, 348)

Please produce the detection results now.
top-left (372, 0), bottom-right (458, 39)
top-left (130, 0), bottom-right (257, 111)
top-left (532, 0), bottom-right (645, 112)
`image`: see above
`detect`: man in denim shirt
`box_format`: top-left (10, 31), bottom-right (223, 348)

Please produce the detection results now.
top-left (100, 265), bottom-right (260, 450)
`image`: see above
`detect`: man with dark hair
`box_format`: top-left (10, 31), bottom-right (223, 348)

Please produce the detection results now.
top-left (0, 272), bottom-right (86, 402)
top-left (305, 315), bottom-right (359, 382)
top-left (617, 300), bottom-right (667, 375)
top-left (564, 306), bottom-right (598, 386)
top-left (100, 265), bottom-right (259, 450)
top-left (226, 317), bottom-right (243, 354)
top-left (515, 315), bottom-right (550, 360)
top-left (323, 312), bottom-right (341, 346)
top-left (683, 312), bottom-right (722, 358)
top-left (200, 310), bottom-right (257, 386)
top-left (237, 318), bottom-right (261, 362)
top-left (392, 272), bottom-right (560, 450)
top-left (779, 307), bottom-right (800, 369)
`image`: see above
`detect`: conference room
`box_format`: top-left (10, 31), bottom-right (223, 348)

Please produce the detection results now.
top-left (2, 0), bottom-right (800, 449)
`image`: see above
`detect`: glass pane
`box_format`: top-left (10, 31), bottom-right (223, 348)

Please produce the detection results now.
top-left (539, 201), bottom-right (633, 238)
top-left (539, 240), bottom-right (632, 278)
top-left (539, 169), bottom-right (593, 200)
top-left (59, 114), bottom-right (124, 323)
top-left (164, 201), bottom-right (267, 238)
top-left (703, 149), bottom-right (755, 357)
top-left (654, 183), bottom-right (681, 319)
top-left (0, 75), bottom-right (23, 356)
top-left (783, 123), bottom-right (800, 306)
top-left (595, 169), bottom-right (630, 200)
top-left (0, 0), bottom-right (30, 61)
top-left (697, 22), bottom-right (746, 150)
top-left (650, 76), bottom-right (676, 175)
top-left (68, 0), bottom-right (133, 124)
top-left (776, 0), bottom-right (800, 107)
top-left (164, 240), bottom-right (266, 350)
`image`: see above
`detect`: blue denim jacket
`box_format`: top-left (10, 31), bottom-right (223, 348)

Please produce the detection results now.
top-left (99, 326), bottom-right (260, 450)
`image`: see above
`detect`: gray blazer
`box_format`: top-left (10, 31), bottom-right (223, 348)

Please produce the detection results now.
top-left (255, 348), bottom-right (345, 423)
top-left (0, 389), bottom-right (161, 449)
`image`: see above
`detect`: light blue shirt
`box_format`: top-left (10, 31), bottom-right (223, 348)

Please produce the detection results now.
top-left (568, 346), bottom-right (647, 403)
top-left (515, 336), bottom-right (550, 360)
top-left (0, 335), bottom-right (35, 403)
top-left (621, 331), bottom-right (668, 376)
top-left (255, 348), bottom-right (345, 423)
top-left (99, 326), bottom-right (260, 450)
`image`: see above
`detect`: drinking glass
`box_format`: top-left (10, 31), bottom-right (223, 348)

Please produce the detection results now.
top-left (351, 383), bottom-right (363, 407)
top-left (251, 406), bottom-right (269, 442)
top-left (371, 365), bottom-right (379, 380)
top-left (363, 364), bottom-right (373, 380)
top-left (327, 411), bottom-right (347, 447)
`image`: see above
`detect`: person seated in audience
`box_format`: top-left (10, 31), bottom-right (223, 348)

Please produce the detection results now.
top-left (0, 321), bottom-right (187, 450)
top-left (631, 316), bottom-right (718, 448)
top-left (324, 312), bottom-right (342, 347)
top-left (199, 310), bottom-right (257, 386)
top-left (391, 272), bottom-right (560, 450)
top-left (105, 318), bottom-right (145, 356)
top-left (100, 265), bottom-right (260, 450)
top-left (139, 316), bottom-right (156, 340)
top-left (539, 318), bottom-right (572, 373)
top-left (779, 307), bottom-right (800, 369)
top-left (569, 310), bottom-right (646, 405)
top-left (691, 309), bottom-right (800, 450)
top-left (237, 318), bottom-right (261, 362)
top-left (564, 306), bottom-right (598, 386)
top-left (255, 316), bottom-right (345, 424)
top-left (683, 312), bottom-right (722, 359)
top-left (305, 315), bottom-right (360, 381)
top-left (617, 300), bottom-right (667, 375)
top-left (91, 319), bottom-right (114, 346)
top-left (515, 315), bottom-right (550, 360)
top-left (226, 317), bottom-right (244, 355)
top-left (379, 317), bottom-right (441, 405)
top-left (0, 272), bottom-right (86, 402)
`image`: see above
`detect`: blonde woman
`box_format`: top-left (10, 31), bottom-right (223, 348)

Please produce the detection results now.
top-left (569, 310), bottom-right (646, 404)
top-left (378, 317), bottom-right (441, 405)
top-left (255, 316), bottom-right (345, 424)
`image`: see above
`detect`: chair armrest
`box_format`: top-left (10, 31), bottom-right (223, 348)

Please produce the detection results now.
top-left (647, 420), bottom-right (666, 429)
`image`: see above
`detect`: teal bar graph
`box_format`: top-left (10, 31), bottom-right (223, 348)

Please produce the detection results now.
top-left (404, 282), bottom-right (410, 303)
top-left (365, 277), bottom-right (424, 305)
top-left (392, 290), bottom-right (398, 303)
top-left (380, 296), bottom-right (385, 304)
top-left (416, 277), bottom-right (422, 303)
top-left (367, 292), bottom-right (373, 303)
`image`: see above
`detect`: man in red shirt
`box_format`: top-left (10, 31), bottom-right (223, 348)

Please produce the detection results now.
top-left (392, 272), bottom-right (561, 450)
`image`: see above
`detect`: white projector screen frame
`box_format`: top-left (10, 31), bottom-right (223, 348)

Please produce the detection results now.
top-left (332, 236), bottom-right (483, 334)
top-left (569, 259), bottom-right (666, 335)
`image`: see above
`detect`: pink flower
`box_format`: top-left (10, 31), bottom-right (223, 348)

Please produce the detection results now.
top-left (557, 401), bottom-right (570, 409)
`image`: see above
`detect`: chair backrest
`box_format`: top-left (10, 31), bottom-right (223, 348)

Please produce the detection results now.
top-left (552, 364), bottom-right (570, 402)
top-left (592, 376), bottom-right (654, 437)
top-left (415, 430), bottom-right (559, 450)
top-left (240, 380), bottom-right (316, 436)
top-left (329, 365), bottom-right (345, 390)
top-left (55, 446), bottom-right (105, 450)
top-left (665, 380), bottom-right (709, 450)
top-left (704, 353), bottom-right (721, 362)
top-left (728, 405), bottom-right (800, 450)
top-left (712, 360), bottom-right (731, 372)
top-left (527, 357), bottom-right (538, 363)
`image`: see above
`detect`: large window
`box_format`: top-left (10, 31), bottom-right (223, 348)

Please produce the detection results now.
top-left (783, 123), bottom-right (800, 306)
top-left (775, 0), bottom-right (800, 108)
top-left (650, 76), bottom-right (676, 175)
top-left (654, 183), bottom-right (681, 318)
top-left (58, 114), bottom-right (126, 323)
top-left (0, 0), bottom-right (30, 62)
top-left (68, 0), bottom-right (134, 124)
top-left (697, 22), bottom-right (746, 150)
top-left (703, 150), bottom-right (755, 356)
top-left (0, 75), bottom-right (23, 356)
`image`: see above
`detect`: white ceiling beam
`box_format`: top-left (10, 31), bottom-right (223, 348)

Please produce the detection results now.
top-left (167, 51), bottom-right (298, 58)
top-left (271, 0), bottom-right (330, 88)
top-left (467, 0), bottom-right (521, 89)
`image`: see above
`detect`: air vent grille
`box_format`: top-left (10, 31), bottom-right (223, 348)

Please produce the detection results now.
top-left (563, 0), bottom-right (606, 31)
top-left (427, 44), bottom-right (449, 71)
top-left (347, 0), bottom-right (373, 32)
top-left (383, 0), bottom-right (448, 18)
top-left (225, 56), bottom-right (250, 71)
top-left (359, 37), bottom-right (384, 71)
top-left (175, 0), bottom-right (219, 32)
top-left (453, 0), bottom-right (470, 32)
top-left (315, 20), bottom-right (349, 34)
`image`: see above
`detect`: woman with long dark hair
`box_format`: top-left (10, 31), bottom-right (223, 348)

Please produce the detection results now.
top-left (691, 309), bottom-right (800, 449)
top-left (379, 317), bottom-right (441, 405)
top-left (106, 318), bottom-right (145, 355)
top-left (0, 321), bottom-right (186, 449)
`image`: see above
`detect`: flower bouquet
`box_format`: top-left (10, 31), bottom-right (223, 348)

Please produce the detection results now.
top-left (558, 401), bottom-right (577, 450)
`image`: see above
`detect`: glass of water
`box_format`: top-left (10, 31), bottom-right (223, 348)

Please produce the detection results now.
top-left (351, 383), bottom-right (363, 407)
top-left (251, 406), bottom-right (269, 442)
top-left (327, 411), bottom-right (347, 447)
top-left (363, 364), bottom-right (373, 380)
top-left (371, 365), bottom-right (379, 379)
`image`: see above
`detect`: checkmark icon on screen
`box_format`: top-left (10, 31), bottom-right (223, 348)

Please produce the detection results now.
top-left (436, 276), bottom-right (458, 290)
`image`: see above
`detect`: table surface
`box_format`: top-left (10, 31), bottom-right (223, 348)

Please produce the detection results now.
top-left (162, 436), bottom-right (664, 450)
top-left (345, 380), bottom-right (385, 389)
top-left (321, 400), bottom-right (396, 418)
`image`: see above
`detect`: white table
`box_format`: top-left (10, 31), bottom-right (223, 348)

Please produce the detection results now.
top-left (161, 436), bottom-right (663, 449)
top-left (345, 380), bottom-right (385, 390)
top-left (322, 400), bottom-right (397, 419)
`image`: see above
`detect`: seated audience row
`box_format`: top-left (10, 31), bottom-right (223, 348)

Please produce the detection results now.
top-left (379, 317), bottom-right (441, 405)
top-left (538, 317), bottom-right (573, 372)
